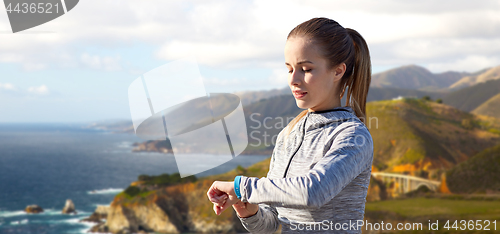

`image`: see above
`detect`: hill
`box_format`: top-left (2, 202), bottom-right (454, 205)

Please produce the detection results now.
top-left (242, 94), bottom-right (302, 153)
top-left (129, 88), bottom-right (444, 154)
top-left (472, 93), bottom-right (500, 119)
top-left (367, 98), bottom-right (500, 179)
top-left (235, 86), bottom-right (290, 105)
top-left (235, 64), bottom-right (499, 104)
top-left (242, 96), bottom-right (500, 178)
top-left (367, 86), bottom-right (444, 101)
top-left (446, 143), bottom-right (500, 194)
top-left (371, 65), bottom-right (467, 91)
top-left (236, 85), bottom-right (444, 107)
top-left (449, 65), bottom-right (500, 90)
top-left (129, 94), bottom-right (500, 178)
top-left (442, 79), bottom-right (500, 112)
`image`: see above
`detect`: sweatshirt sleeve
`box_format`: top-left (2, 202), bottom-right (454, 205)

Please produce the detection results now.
top-left (236, 203), bottom-right (280, 234)
top-left (236, 128), bottom-right (286, 234)
top-left (239, 124), bottom-right (373, 208)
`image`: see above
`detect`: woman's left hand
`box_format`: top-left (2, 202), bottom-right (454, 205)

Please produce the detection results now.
top-left (207, 181), bottom-right (240, 215)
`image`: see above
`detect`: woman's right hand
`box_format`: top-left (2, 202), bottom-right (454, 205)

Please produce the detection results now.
top-left (233, 201), bottom-right (259, 218)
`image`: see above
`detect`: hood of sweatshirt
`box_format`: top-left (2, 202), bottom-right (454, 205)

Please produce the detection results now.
top-left (303, 105), bottom-right (359, 131)
top-left (281, 105), bottom-right (363, 178)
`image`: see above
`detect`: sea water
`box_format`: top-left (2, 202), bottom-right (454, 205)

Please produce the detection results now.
top-left (0, 123), bottom-right (269, 234)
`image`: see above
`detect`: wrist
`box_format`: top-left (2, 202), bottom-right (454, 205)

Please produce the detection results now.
top-left (236, 203), bottom-right (259, 218)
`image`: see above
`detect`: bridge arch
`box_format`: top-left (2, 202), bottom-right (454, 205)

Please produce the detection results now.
top-left (371, 172), bottom-right (441, 195)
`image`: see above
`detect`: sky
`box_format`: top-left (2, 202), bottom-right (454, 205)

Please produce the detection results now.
top-left (1, 0), bottom-right (500, 123)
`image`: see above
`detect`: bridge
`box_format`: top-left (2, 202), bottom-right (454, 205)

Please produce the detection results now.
top-left (371, 172), bottom-right (441, 194)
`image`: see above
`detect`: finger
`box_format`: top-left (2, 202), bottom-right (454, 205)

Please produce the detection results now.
top-left (207, 182), bottom-right (218, 197)
top-left (208, 182), bottom-right (220, 197)
top-left (209, 194), bottom-right (221, 203)
top-left (213, 203), bottom-right (220, 215)
top-left (218, 194), bottom-right (228, 203)
top-left (213, 203), bottom-right (225, 215)
top-left (218, 199), bottom-right (233, 214)
top-left (207, 184), bottom-right (226, 202)
top-left (215, 204), bottom-right (224, 216)
top-left (211, 199), bottom-right (225, 207)
top-left (211, 193), bottom-right (228, 205)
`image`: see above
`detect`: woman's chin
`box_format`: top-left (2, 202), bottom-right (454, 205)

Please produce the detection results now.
top-left (295, 100), bottom-right (310, 109)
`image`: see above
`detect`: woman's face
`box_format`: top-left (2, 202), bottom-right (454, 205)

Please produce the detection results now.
top-left (284, 36), bottom-right (345, 112)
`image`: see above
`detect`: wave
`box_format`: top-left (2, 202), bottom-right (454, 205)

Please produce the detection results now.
top-left (0, 210), bottom-right (25, 218)
top-left (41, 209), bottom-right (62, 216)
top-left (117, 141), bottom-right (133, 148)
top-left (63, 218), bottom-right (97, 234)
top-left (63, 218), bottom-right (86, 224)
top-left (87, 188), bottom-right (123, 195)
top-left (0, 209), bottom-right (63, 218)
top-left (10, 219), bottom-right (28, 225)
top-left (0, 209), bottom-right (91, 218)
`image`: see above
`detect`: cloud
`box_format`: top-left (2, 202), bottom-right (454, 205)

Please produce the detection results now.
top-left (0, 0), bottom-right (499, 73)
top-left (0, 83), bottom-right (17, 91)
top-left (267, 68), bottom-right (288, 86)
top-left (81, 53), bottom-right (122, 71)
top-left (156, 40), bottom-right (279, 68)
top-left (427, 55), bottom-right (500, 73)
top-left (203, 76), bottom-right (248, 86)
top-left (0, 83), bottom-right (53, 97)
top-left (27, 85), bottom-right (50, 95)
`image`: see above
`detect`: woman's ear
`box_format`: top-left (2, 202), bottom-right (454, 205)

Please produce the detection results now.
top-left (333, 63), bottom-right (346, 82)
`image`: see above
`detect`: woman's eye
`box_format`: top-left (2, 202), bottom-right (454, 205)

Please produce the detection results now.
top-left (287, 69), bottom-right (311, 73)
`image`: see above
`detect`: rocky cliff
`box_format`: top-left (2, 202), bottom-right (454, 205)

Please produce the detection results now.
top-left (132, 140), bottom-right (173, 154)
top-left (88, 161), bottom-right (268, 234)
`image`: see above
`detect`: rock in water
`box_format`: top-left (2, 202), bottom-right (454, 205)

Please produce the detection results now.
top-left (62, 199), bottom-right (77, 214)
top-left (82, 205), bottom-right (109, 223)
top-left (25, 205), bottom-right (44, 214)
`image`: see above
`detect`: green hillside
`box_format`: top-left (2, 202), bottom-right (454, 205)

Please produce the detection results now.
top-left (367, 98), bottom-right (500, 178)
top-left (243, 91), bottom-right (444, 153)
top-left (472, 93), bottom-right (500, 119)
top-left (446, 143), bottom-right (500, 194)
top-left (367, 86), bottom-right (444, 101)
top-left (244, 96), bottom-right (500, 178)
top-left (442, 79), bottom-right (500, 112)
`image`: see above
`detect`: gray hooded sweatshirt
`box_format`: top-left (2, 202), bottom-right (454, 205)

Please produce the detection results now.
top-left (236, 106), bottom-right (374, 233)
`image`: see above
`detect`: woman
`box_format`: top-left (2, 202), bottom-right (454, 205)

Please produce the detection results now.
top-left (207, 17), bottom-right (373, 234)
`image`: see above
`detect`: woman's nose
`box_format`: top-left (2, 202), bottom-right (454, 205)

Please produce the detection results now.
top-left (289, 70), bottom-right (302, 86)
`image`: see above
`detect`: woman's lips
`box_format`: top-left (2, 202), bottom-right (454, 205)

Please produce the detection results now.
top-left (293, 90), bottom-right (307, 99)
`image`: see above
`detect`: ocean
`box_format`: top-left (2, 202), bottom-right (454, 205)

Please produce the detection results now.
top-left (0, 123), bottom-right (269, 234)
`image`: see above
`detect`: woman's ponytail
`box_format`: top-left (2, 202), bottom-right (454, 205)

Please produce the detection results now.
top-left (342, 28), bottom-right (371, 125)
